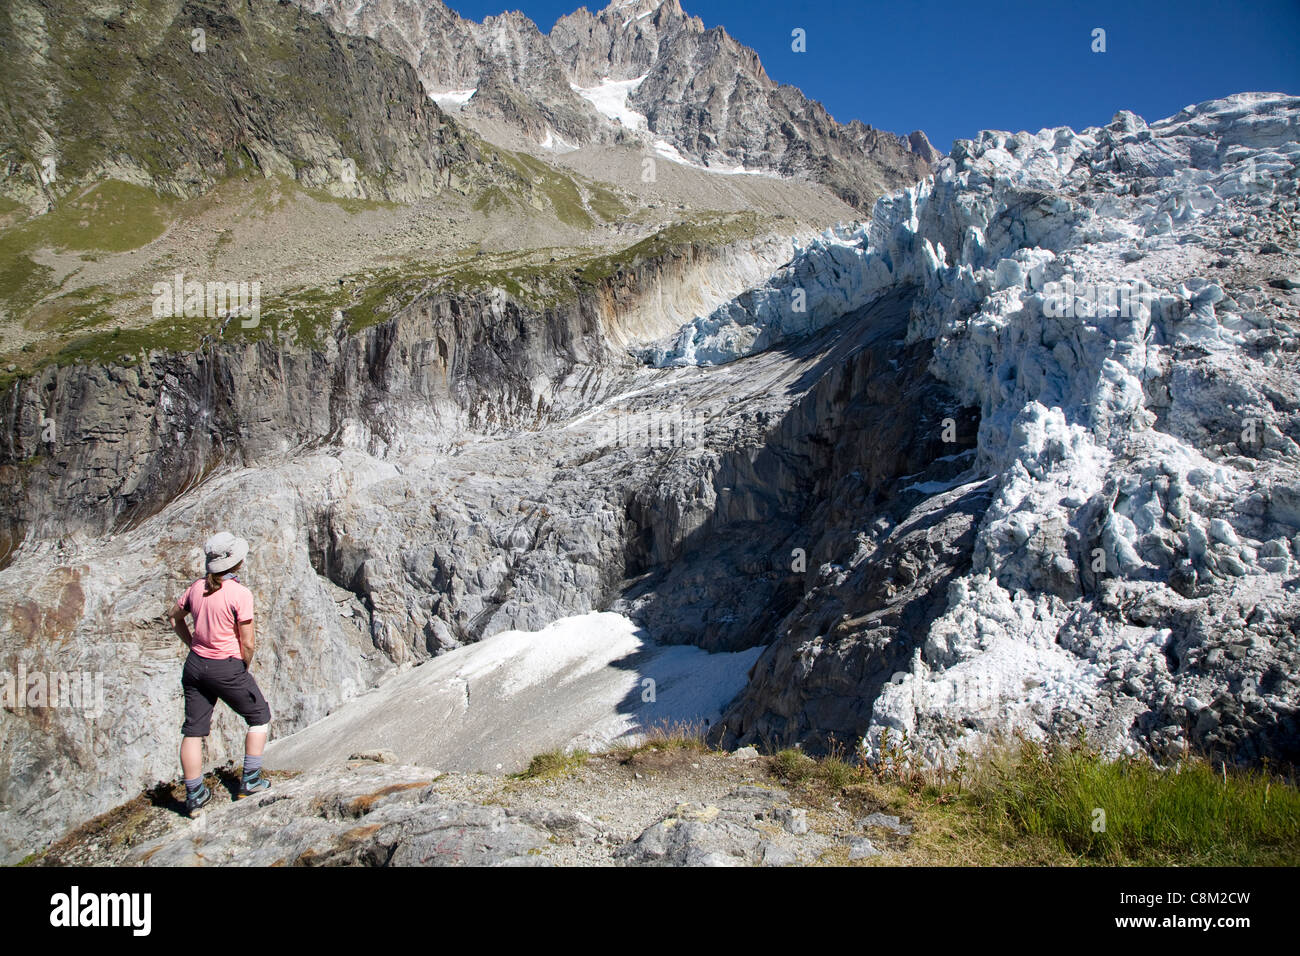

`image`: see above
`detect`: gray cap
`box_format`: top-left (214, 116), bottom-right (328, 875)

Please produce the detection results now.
top-left (204, 531), bottom-right (249, 574)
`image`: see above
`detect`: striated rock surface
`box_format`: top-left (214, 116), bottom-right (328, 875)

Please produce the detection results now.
top-left (0, 229), bottom-right (796, 545)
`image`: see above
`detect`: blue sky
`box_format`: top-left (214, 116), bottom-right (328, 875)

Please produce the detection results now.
top-left (449, 0), bottom-right (1300, 151)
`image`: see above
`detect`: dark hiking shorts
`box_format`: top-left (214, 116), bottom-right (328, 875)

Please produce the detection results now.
top-left (181, 651), bottom-right (272, 737)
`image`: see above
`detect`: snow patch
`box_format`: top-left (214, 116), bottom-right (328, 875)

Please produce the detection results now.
top-left (571, 75), bottom-right (650, 132)
top-left (429, 88), bottom-right (475, 109)
top-left (572, 76), bottom-right (773, 177)
top-left (268, 612), bottom-right (761, 772)
top-left (539, 127), bottom-right (577, 152)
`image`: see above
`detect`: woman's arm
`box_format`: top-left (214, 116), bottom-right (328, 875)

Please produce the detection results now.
top-left (238, 619), bottom-right (255, 667)
top-left (167, 603), bottom-right (193, 648)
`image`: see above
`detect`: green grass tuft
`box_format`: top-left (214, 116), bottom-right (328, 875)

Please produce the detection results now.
top-left (767, 733), bottom-right (1300, 866)
top-left (513, 749), bottom-right (590, 781)
top-left (771, 748), bottom-right (817, 783)
top-left (970, 737), bottom-right (1300, 866)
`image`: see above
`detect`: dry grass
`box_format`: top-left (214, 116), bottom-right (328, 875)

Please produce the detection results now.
top-left (344, 781), bottom-right (430, 817)
top-left (606, 720), bottom-right (714, 761)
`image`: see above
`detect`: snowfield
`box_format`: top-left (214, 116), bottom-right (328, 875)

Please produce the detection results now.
top-left (268, 612), bottom-right (763, 772)
top-left (571, 75), bottom-right (651, 132)
top-left (428, 88), bottom-right (476, 109)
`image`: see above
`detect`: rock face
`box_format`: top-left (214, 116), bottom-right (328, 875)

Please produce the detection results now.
top-left (0, 456), bottom-right (394, 863)
top-left (0, 230), bottom-right (796, 545)
top-left (552, 0), bottom-right (934, 206)
top-left (616, 285), bottom-right (977, 659)
top-left (0, 228), bottom-right (807, 861)
top-left (294, 0), bottom-right (614, 148)
top-left (0, 0), bottom-right (492, 207)
top-left (294, 0), bottom-right (934, 210)
top-left (551, 0), bottom-right (694, 86)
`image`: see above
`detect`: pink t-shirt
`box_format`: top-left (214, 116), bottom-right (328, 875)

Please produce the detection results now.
top-left (177, 578), bottom-right (254, 660)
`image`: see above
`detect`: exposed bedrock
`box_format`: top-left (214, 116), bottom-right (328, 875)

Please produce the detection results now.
top-left (0, 231), bottom-right (850, 860)
top-left (0, 233), bottom-right (792, 550)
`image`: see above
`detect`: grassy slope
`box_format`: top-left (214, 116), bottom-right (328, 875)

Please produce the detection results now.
top-left (468, 726), bottom-right (1300, 866)
top-left (0, 181), bottom-right (175, 322)
top-left (0, 194), bottom-right (763, 391)
top-left (0, 0), bottom-right (470, 195)
top-left (0, 2), bottom-right (780, 392)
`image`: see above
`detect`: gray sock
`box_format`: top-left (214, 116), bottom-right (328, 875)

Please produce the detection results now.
top-left (243, 754), bottom-right (263, 777)
top-left (184, 776), bottom-right (204, 794)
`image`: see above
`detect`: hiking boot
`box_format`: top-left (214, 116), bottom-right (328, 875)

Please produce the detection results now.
top-left (238, 768), bottom-right (271, 799)
top-left (185, 781), bottom-right (212, 816)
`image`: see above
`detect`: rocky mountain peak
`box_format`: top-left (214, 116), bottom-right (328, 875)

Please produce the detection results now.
top-left (290, 0), bottom-right (931, 210)
top-left (552, 0), bottom-right (706, 85)
top-left (906, 129), bottom-right (945, 163)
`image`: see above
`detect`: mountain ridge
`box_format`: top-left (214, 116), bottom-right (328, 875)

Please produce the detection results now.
top-left (296, 0), bottom-right (936, 210)
top-left (0, 0), bottom-right (501, 208)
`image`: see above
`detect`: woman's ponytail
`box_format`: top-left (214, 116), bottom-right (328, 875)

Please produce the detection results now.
top-left (203, 559), bottom-right (242, 596)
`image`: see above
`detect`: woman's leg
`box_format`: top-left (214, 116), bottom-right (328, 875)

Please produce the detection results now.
top-left (245, 725), bottom-right (267, 758)
top-left (180, 736), bottom-right (204, 779)
top-left (180, 653), bottom-right (217, 785)
top-left (207, 657), bottom-right (273, 794)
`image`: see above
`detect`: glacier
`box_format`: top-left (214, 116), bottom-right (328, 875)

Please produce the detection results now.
top-left (656, 92), bottom-right (1300, 766)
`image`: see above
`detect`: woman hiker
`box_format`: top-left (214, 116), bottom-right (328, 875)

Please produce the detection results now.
top-left (167, 531), bottom-right (273, 815)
